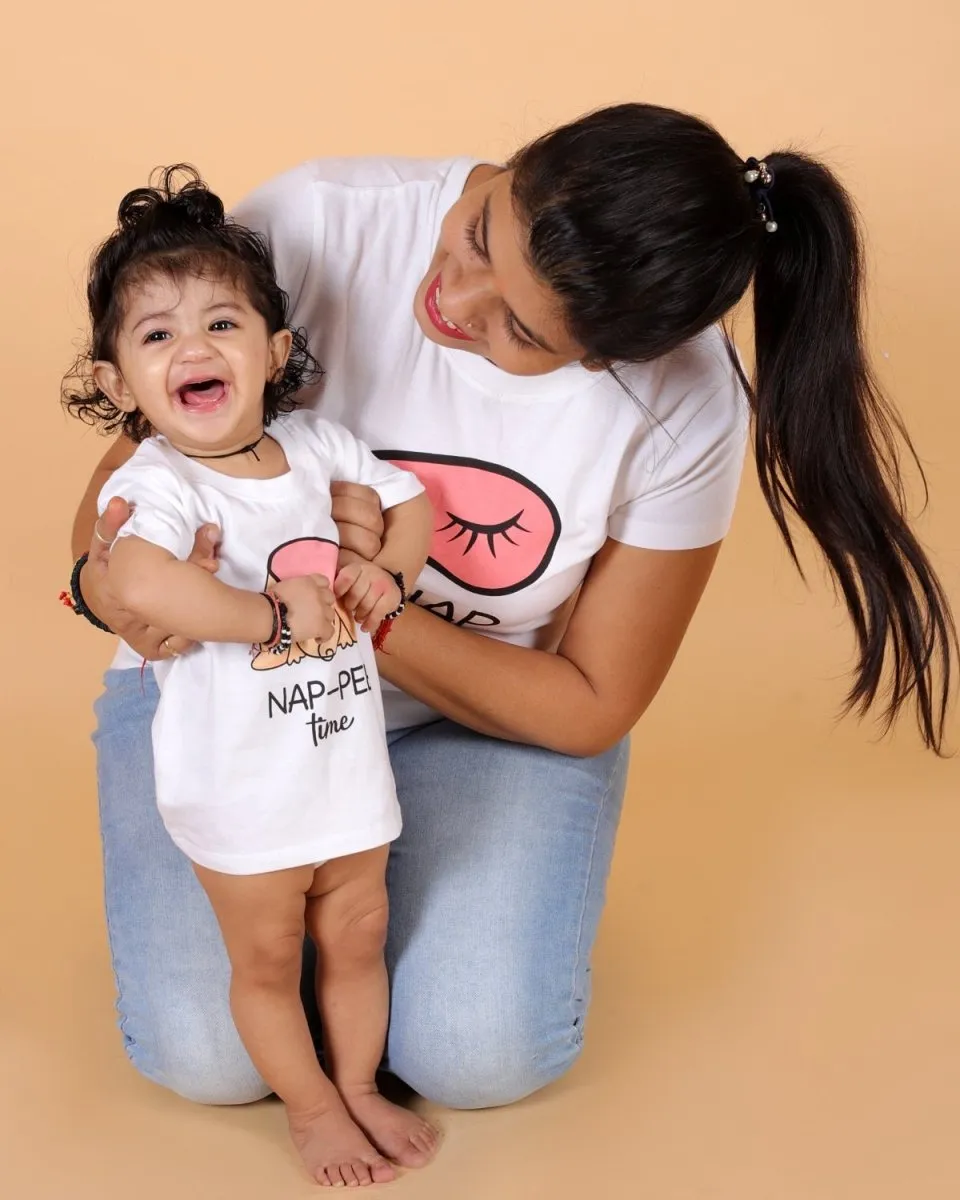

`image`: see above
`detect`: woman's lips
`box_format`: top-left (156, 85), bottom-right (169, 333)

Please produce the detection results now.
top-left (424, 274), bottom-right (474, 341)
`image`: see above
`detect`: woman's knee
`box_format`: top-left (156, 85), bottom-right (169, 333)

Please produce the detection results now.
top-left (119, 1005), bottom-right (269, 1106)
top-left (387, 1000), bottom-right (583, 1110)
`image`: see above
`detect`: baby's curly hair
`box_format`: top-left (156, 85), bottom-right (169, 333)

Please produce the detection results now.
top-left (62, 165), bottom-right (321, 442)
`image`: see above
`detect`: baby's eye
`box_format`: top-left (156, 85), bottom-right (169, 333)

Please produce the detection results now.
top-left (143, 330), bottom-right (170, 344)
top-left (210, 319), bottom-right (236, 331)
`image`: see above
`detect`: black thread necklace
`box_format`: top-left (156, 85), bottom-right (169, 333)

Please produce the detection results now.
top-left (182, 433), bottom-right (267, 462)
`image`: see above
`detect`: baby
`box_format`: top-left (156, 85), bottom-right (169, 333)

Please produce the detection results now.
top-left (63, 166), bottom-right (437, 1186)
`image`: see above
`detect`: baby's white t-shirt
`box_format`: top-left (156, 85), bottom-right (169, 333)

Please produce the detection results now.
top-left (100, 412), bottom-right (424, 874)
top-left (110, 156), bottom-right (749, 731)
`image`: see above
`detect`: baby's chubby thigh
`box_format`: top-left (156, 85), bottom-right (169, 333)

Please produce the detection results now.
top-left (305, 845), bottom-right (391, 966)
top-left (194, 863), bottom-right (318, 983)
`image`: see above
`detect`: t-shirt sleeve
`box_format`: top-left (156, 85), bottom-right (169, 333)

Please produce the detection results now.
top-left (608, 378), bottom-right (749, 551)
top-left (300, 415), bottom-right (425, 511)
top-left (228, 157), bottom-right (474, 330)
top-left (97, 456), bottom-right (196, 560)
top-left (229, 162), bottom-right (320, 319)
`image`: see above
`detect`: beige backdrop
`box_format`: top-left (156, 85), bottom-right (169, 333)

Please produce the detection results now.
top-left (1, 2), bottom-right (958, 1197)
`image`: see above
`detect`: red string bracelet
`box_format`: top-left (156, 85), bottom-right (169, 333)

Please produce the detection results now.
top-left (372, 616), bottom-right (396, 653)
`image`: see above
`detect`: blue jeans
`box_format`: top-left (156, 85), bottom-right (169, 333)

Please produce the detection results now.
top-left (93, 667), bottom-right (628, 1110)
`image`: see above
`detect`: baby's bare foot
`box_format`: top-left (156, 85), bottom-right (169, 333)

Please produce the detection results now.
top-left (288, 1103), bottom-right (396, 1187)
top-left (341, 1089), bottom-right (440, 1169)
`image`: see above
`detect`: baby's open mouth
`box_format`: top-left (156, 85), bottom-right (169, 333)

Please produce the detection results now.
top-left (177, 378), bottom-right (227, 410)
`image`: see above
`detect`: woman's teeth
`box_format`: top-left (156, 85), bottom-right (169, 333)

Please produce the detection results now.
top-left (436, 288), bottom-right (462, 333)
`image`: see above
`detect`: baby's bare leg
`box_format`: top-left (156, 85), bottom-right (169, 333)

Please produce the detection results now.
top-left (309, 848), bottom-right (439, 1169)
top-left (195, 864), bottom-right (395, 1187)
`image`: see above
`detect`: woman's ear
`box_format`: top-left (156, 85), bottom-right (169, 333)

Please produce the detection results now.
top-left (580, 355), bottom-right (609, 373)
top-left (268, 329), bottom-right (293, 381)
top-left (93, 362), bottom-right (138, 412)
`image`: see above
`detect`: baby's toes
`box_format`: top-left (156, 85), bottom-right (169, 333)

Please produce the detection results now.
top-left (369, 1155), bottom-right (396, 1185)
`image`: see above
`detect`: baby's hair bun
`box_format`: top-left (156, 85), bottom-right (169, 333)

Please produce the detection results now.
top-left (117, 164), bottom-right (225, 232)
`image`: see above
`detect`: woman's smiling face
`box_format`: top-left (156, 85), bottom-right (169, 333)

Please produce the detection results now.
top-left (413, 167), bottom-right (588, 377)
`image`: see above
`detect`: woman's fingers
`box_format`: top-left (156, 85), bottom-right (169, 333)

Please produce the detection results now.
top-left (155, 633), bottom-right (197, 659)
top-left (330, 481), bottom-right (384, 559)
top-left (187, 524), bottom-right (222, 575)
top-left (89, 496), bottom-right (132, 565)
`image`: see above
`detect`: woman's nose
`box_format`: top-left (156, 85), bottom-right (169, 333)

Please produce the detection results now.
top-left (442, 263), bottom-right (494, 329)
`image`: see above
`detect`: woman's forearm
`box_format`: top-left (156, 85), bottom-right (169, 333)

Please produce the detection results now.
top-left (377, 606), bottom-right (616, 755)
top-left (378, 539), bottom-right (721, 756)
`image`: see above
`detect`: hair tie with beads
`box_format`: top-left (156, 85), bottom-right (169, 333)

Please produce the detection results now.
top-left (743, 158), bottom-right (778, 233)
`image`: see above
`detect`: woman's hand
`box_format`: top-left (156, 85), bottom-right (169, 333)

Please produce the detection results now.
top-left (82, 497), bottom-right (222, 662)
top-left (330, 481), bottom-right (384, 562)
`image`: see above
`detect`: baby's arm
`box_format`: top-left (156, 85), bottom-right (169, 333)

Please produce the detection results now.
top-left (110, 536), bottom-right (274, 644)
top-left (334, 491), bottom-right (433, 632)
top-left (374, 491), bottom-right (433, 587)
top-left (111, 537), bottom-right (336, 647)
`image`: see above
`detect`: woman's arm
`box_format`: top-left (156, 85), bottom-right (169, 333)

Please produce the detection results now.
top-left (378, 537), bottom-right (722, 757)
top-left (69, 440), bottom-right (222, 658)
top-left (71, 436), bottom-right (137, 559)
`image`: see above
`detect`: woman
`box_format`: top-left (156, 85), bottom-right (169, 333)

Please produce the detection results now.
top-left (70, 103), bottom-right (956, 1110)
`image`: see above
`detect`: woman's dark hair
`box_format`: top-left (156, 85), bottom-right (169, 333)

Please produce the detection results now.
top-left (63, 164), bottom-right (320, 442)
top-left (511, 103), bottom-right (956, 752)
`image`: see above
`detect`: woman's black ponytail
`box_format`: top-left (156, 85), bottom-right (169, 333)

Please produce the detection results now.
top-left (512, 103), bottom-right (956, 751)
top-left (741, 151), bottom-right (956, 751)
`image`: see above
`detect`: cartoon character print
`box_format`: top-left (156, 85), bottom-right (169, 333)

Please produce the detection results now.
top-left (375, 453), bottom-right (561, 596)
top-left (251, 537), bottom-right (357, 671)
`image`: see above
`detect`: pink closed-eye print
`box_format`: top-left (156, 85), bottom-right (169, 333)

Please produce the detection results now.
top-left (377, 453), bottom-right (561, 596)
top-left (268, 537), bottom-right (338, 582)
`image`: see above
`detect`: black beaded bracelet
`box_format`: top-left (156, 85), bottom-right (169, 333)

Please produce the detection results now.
top-left (269, 600), bottom-right (293, 656)
top-left (381, 570), bottom-right (407, 622)
top-left (59, 553), bottom-right (113, 634)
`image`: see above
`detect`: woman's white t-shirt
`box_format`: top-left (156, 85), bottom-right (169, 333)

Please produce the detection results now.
top-left (111, 156), bottom-right (749, 731)
top-left (101, 413), bottom-right (423, 874)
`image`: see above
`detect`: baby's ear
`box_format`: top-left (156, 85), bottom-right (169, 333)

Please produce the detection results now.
top-left (268, 328), bottom-right (293, 380)
top-left (93, 362), bottom-right (137, 412)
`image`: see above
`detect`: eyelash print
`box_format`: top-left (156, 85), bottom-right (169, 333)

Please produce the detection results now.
top-left (438, 510), bottom-right (530, 558)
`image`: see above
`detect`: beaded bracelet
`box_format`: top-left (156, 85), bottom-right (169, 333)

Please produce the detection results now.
top-left (373, 570), bottom-right (407, 653)
top-left (272, 602), bottom-right (293, 656)
top-left (381, 570), bottom-right (406, 621)
top-left (265, 594), bottom-right (292, 656)
top-left (260, 591), bottom-right (283, 650)
top-left (58, 553), bottom-right (113, 634)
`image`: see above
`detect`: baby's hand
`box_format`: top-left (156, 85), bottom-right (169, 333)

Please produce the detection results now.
top-left (334, 561), bottom-right (401, 633)
top-left (272, 574), bottom-right (335, 643)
